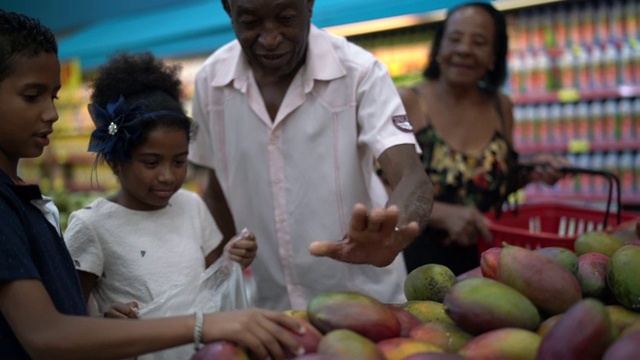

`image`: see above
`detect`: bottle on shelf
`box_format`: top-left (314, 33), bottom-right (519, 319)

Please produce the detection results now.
top-left (575, 102), bottom-right (590, 142)
top-left (595, 1), bottom-right (611, 45)
top-left (560, 102), bottom-right (575, 143)
top-left (619, 41), bottom-right (634, 85)
top-left (633, 150), bottom-right (640, 196)
top-left (589, 101), bottom-right (605, 146)
top-left (589, 151), bottom-right (605, 198)
top-left (558, 49), bottom-right (576, 89)
top-left (619, 98), bottom-right (635, 143)
top-left (601, 42), bottom-right (619, 89)
top-left (603, 99), bottom-right (619, 143)
top-left (618, 150), bottom-right (634, 198)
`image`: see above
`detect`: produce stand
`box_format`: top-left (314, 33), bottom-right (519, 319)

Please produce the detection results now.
top-left (479, 168), bottom-right (640, 255)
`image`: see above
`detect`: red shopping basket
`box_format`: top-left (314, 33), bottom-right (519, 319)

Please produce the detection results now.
top-left (477, 167), bottom-right (640, 255)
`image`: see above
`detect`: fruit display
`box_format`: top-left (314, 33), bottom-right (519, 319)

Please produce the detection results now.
top-left (192, 229), bottom-right (640, 359)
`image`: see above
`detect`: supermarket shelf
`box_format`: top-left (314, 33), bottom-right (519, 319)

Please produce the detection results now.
top-left (512, 85), bottom-right (640, 105)
top-left (516, 139), bottom-right (640, 154)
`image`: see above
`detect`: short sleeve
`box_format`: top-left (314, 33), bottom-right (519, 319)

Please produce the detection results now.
top-left (356, 59), bottom-right (420, 158)
top-left (0, 196), bottom-right (40, 282)
top-left (63, 211), bottom-right (105, 277)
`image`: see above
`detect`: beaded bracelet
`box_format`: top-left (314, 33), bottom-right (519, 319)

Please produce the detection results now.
top-left (193, 311), bottom-right (204, 351)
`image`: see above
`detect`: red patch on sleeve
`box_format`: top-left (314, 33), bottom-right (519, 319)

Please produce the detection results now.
top-left (392, 115), bottom-right (413, 133)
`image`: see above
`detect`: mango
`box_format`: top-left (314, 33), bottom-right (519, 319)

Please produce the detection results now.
top-left (455, 266), bottom-right (483, 281)
top-left (620, 320), bottom-right (640, 337)
top-left (307, 291), bottom-right (400, 341)
top-left (602, 331), bottom-right (640, 360)
top-left (316, 329), bottom-right (385, 360)
top-left (576, 252), bottom-right (610, 300)
top-left (498, 244), bottom-right (582, 315)
top-left (606, 305), bottom-right (640, 334)
top-left (409, 321), bottom-right (473, 353)
top-left (535, 298), bottom-right (615, 360)
top-left (191, 340), bottom-right (249, 360)
top-left (574, 231), bottom-right (622, 257)
top-left (442, 277), bottom-right (540, 334)
top-left (404, 264), bottom-right (456, 302)
top-left (385, 304), bottom-right (422, 337)
top-left (607, 245), bottom-right (640, 311)
top-left (536, 313), bottom-right (562, 337)
top-left (377, 337), bottom-right (443, 360)
top-left (402, 354), bottom-right (465, 360)
top-left (458, 328), bottom-right (542, 360)
top-left (479, 247), bottom-right (501, 279)
top-left (400, 300), bottom-right (455, 325)
top-left (284, 319), bottom-right (323, 359)
top-left (534, 246), bottom-right (579, 274)
top-left (291, 355), bottom-right (340, 360)
top-left (284, 309), bottom-right (310, 322)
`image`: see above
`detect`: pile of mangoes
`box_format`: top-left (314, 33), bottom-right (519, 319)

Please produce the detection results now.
top-left (192, 229), bottom-right (640, 360)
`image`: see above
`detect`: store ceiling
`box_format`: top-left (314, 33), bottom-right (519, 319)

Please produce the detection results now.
top-left (2, 0), bottom-right (481, 71)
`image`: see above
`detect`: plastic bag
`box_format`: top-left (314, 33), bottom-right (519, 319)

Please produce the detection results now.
top-left (136, 253), bottom-right (250, 360)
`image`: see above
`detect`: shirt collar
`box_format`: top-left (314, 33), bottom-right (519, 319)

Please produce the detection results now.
top-left (211, 24), bottom-right (346, 92)
top-left (0, 170), bottom-right (43, 201)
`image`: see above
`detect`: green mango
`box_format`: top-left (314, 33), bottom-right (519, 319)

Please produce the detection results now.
top-left (442, 277), bottom-right (540, 334)
top-left (316, 329), bottom-right (385, 360)
top-left (607, 245), bottom-right (640, 311)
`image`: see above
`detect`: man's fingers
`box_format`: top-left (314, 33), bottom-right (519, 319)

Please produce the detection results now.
top-left (366, 208), bottom-right (385, 232)
top-left (350, 203), bottom-right (368, 232)
top-left (309, 241), bottom-right (343, 257)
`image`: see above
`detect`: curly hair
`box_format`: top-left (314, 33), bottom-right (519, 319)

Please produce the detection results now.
top-left (0, 10), bottom-right (58, 82)
top-left (423, 2), bottom-right (508, 93)
top-left (88, 52), bottom-right (194, 164)
top-left (221, 0), bottom-right (230, 14)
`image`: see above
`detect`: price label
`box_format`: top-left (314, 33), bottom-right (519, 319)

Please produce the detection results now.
top-left (568, 139), bottom-right (590, 153)
top-left (558, 88), bottom-right (580, 103)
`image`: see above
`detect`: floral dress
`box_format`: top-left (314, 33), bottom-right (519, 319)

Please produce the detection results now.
top-left (402, 124), bottom-right (517, 275)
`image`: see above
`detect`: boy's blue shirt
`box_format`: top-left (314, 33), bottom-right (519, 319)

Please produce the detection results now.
top-left (0, 170), bottom-right (86, 358)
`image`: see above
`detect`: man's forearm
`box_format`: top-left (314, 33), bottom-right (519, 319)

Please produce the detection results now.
top-left (387, 171), bottom-right (433, 231)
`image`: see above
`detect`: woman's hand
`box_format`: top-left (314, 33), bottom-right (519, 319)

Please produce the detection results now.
top-left (437, 204), bottom-right (493, 247)
top-left (225, 229), bottom-right (257, 269)
top-left (202, 309), bottom-right (305, 360)
top-left (103, 301), bottom-right (138, 319)
top-left (526, 153), bottom-right (571, 186)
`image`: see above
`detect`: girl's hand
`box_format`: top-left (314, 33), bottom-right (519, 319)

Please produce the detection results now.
top-left (202, 309), bottom-right (305, 360)
top-left (225, 229), bottom-right (257, 269)
top-left (103, 301), bottom-right (138, 319)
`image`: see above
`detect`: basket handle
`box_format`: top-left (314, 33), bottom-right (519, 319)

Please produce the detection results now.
top-left (518, 165), bottom-right (622, 228)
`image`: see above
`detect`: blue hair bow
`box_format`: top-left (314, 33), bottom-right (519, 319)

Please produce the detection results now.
top-left (87, 95), bottom-right (145, 163)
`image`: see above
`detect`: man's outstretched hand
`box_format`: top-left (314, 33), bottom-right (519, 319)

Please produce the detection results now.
top-left (309, 203), bottom-right (420, 267)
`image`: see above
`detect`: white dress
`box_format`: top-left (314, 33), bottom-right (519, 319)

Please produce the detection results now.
top-left (64, 189), bottom-right (223, 360)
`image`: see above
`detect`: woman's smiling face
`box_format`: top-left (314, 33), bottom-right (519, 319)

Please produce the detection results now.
top-left (437, 5), bottom-right (496, 87)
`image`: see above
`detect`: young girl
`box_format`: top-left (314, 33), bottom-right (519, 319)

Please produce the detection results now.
top-left (62, 52), bottom-right (266, 358)
top-left (0, 10), bottom-right (304, 360)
